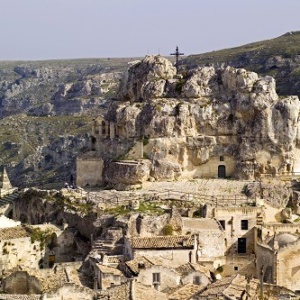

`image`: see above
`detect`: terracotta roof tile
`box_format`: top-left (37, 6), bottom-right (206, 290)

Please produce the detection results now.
top-left (175, 263), bottom-right (196, 277)
top-left (168, 283), bottom-right (206, 300)
top-left (125, 256), bottom-right (154, 274)
top-left (130, 235), bottom-right (194, 249)
top-left (0, 226), bottom-right (30, 240)
top-left (97, 264), bottom-right (123, 276)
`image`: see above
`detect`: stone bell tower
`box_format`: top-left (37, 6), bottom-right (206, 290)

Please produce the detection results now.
top-left (0, 165), bottom-right (13, 190)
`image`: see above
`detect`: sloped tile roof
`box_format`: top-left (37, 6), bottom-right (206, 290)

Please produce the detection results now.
top-left (130, 235), bottom-right (194, 249)
top-left (200, 274), bottom-right (259, 299)
top-left (125, 256), bottom-right (154, 274)
top-left (106, 255), bottom-right (126, 264)
top-left (168, 283), bottom-right (206, 300)
top-left (175, 263), bottom-right (196, 277)
top-left (97, 264), bottom-right (123, 276)
top-left (0, 226), bottom-right (30, 240)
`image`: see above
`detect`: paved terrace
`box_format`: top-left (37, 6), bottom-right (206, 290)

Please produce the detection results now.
top-left (87, 179), bottom-right (258, 208)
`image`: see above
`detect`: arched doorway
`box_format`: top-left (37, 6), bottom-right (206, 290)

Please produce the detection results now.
top-left (218, 165), bottom-right (226, 178)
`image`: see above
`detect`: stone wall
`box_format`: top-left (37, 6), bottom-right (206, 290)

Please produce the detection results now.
top-left (255, 243), bottom-right (275, 284)
top-left (129, 249), bottom-right (197, 268)
top-left (213, 207), bottom-right (260, 255)
top-left (76, 155), bottom-right (104, 187)
top-left (3, 271), bottom-right (42, 294)
top-left (45, 282), bottom-right (95, 300)
top-left (137, 265), bottom-right (180, 291)
top-left (277, 240), bottom-right (300, 291)
top-left (0, 236), bottom-right (44, 272)
top-left (197, 231), bottom-right (225, 262)
top-left (185, 155), bottom-right (236, 179)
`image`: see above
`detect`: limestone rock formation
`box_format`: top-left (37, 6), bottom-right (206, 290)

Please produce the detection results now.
top-left (105, 160), bottom-right (151, 189)
top-left (117, 55), bottom-right (176, 102)
top-left (77, 55), bottom-right (300, 188)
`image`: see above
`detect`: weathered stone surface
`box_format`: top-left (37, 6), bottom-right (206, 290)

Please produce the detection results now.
top-left (79, 55), bottom-right (300, 187)
top-left (106, 160), bottom-right (151, 186)
top-left (117, 55), bottom-right (176, 102)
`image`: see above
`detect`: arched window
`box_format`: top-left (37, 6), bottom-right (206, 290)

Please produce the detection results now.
top-left (101, 121), bottom-right (106, 135)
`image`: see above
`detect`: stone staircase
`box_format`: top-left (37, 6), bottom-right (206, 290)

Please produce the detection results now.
top-left (92, 237), bottom-right (115, 254)
top-left (0, 190), bottom-right (19, 207)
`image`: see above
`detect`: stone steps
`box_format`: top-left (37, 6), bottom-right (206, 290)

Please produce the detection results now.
top-left (0, 190), bottom-right (19, 207)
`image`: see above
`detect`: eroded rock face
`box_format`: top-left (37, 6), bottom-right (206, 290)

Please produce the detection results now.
top-left (84, 55), bottom-right (300, 187)
top-left (106, 160), bottom-right (151, 187)
top-left (117, 55), bottom-right (176, 102)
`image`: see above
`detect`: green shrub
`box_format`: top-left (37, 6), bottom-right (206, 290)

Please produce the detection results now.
top-left (175, 81), bottom-right (184, 94)
top-left (162, 224), bottom-right (173, 236)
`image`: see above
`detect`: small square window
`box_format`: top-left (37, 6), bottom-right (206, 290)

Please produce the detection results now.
top-left (234, 266), bottom-right (238, 271)
top-left (241, 220), bottom-right (248, 230)
top-left (193, 276), bottom-right (201, 285)
top-left (220, 156), bottom-right (224, 161)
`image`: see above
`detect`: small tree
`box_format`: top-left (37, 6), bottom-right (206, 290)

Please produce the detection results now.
top-left (162, 224), bottom-right (173, 236)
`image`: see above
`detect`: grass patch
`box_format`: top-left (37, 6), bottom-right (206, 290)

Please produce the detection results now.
top-left (137, 202), bottom-right (164, 215)
top-left (105, 205), bottom-right (130, 216)
top-left (29, 227), bottom-right (54, 251)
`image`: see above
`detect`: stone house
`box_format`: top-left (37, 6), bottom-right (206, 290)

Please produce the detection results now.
top-left (213, 207), bottom-right (261, 256)
top-left (93, 263), bottom-right (125, 290)
top-left (124, 235), bottom-right (196, 268)
top-left (76, 152), bottom-right (104, 187)
top-left (0, 226), bottom-right (45, 272)
top-left (198, 274), bottom-right (259, 300)
top-left (43, 283), bottom-right (95, 300)
top-left (123, 255), bottom-right (211, 292)
top-left (182, 218), bottom-right (226, 268)
top-left (193, 154), bottom-right (236, 179)
top-left (0, 222), bottom-right (67, 273)
top-left (176, 263), bottom-right (211, 287)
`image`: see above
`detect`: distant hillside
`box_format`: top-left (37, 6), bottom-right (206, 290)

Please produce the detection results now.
top-left (183, 31), bottom-right (300, 96)
top-left (0, 57), bottom-right (139, 187)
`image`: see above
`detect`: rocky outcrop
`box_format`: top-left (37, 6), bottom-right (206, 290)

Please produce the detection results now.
top-left (85, 55), bottom-right (300, 187)
top-left (117, 55), bottom-right (176, 102)
top-left (105, 160), bottom-right (151, 189)
top-left (183, 32), bottom-right (300, 98)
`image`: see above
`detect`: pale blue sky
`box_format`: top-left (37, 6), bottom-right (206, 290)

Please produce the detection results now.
top-left (0, 0), bottom-right (300, 60)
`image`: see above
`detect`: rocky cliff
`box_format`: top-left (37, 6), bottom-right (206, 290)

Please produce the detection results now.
top-left (83, 55), bottom-right (300, 189)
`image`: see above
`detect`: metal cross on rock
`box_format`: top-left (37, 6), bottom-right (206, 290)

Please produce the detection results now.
top-left (170, 46), bottom-right (184, 73)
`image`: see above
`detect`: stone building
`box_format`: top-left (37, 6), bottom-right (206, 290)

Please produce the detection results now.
top-left (0, 166), bottom-right (13, 194)
top-left (213, 207), bottom-right (261, 256)
top-left (0, 226), bottom-right (45, 272)
top-left (182, 218), bottom-right (226, 268)
top-left (93, 263), bottom-right (125, 290)
top-left (198, 274), bottom-right (259, 299)
top-left (124, 235), bottom-right (196, 268)
top-left (256, 232), bottom-right (300, 292)
top-left (122, 255), bottom-right (211, 293)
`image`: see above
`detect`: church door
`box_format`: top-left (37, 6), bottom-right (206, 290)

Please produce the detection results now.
top-left (218, 165), bottom-right (226, 178)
